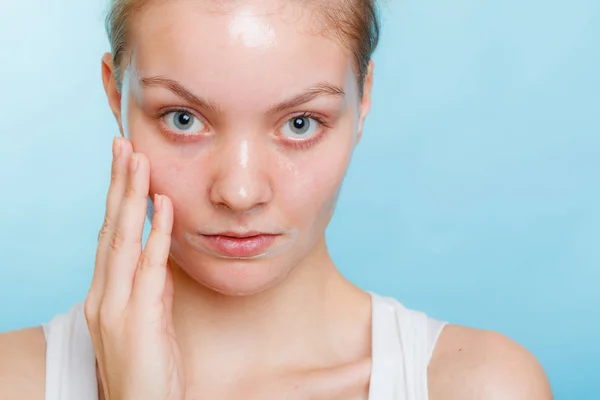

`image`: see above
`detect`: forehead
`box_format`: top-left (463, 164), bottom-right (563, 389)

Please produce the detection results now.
top-left (128, 0), bottom-right (356, 104)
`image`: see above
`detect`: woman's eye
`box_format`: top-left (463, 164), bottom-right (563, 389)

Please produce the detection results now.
top-left (280, 116), bottom-right (320, 140)
top-left (163, 111), bottom-right (205, 134)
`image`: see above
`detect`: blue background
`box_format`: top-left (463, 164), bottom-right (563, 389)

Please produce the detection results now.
top-left (1, 0), bottom-right (598, 397)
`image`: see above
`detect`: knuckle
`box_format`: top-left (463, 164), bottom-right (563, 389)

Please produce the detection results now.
top-left (97, 215), bottom-right (111, 242)
top-left (138, 252), bottom-right (153, 271)
top-left (125, 182), bottom-right (137, 199)
top-left (110, 163), bottom-right (119, 183)
top-left (138, 251), bottom-right (167, 271)
top-left (150, 224), bottom-right (168, 238)
top-left (83, 300), bottom-right (98, 325)
top-left (109, 226), bottom-right (125, 251)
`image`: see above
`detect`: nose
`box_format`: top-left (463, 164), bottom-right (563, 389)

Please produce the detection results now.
top-left (209, 139), bottom-right (273, 214)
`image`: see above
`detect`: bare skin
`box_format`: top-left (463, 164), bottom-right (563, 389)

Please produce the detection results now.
top-left (0, 1), bottom-right (552, 399)
top-left (0, 324), bottom-right (553, 399)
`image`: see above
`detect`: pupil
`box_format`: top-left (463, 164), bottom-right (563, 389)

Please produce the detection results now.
top-left (178, 113), bottom-right (191, 125)
top-left (293, 118), bottom-right (305, 130)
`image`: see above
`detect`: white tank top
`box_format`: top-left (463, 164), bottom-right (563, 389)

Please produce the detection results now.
top-left (42, 292), bottom-right (447, 400)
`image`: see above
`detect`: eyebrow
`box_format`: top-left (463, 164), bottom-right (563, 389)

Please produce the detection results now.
top-left (139, 76), bottom-right (345, 114)
top-left (268, 82), bottom-right (345, 113)
top-left (140, 76), bottom-right (220, 114)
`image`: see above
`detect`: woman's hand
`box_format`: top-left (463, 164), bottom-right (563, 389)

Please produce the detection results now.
top-left (84, 137), bottom-right (185, 400)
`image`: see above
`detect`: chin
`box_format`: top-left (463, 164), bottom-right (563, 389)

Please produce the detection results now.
top-left (173, 252), bottom-right (296, 297)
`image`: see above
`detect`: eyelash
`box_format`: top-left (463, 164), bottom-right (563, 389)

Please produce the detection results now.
top-left (154, 107), bottom-right (210, 143)
top-left (278, 111), bottom-right (330, 150)
top-left (154, 108), bottom-right (331, 148)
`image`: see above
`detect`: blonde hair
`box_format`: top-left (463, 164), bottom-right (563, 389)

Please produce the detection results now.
top-left (105, 0), bottom-right (380, 94)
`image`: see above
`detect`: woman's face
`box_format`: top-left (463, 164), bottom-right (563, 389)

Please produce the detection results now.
top-left (107, 0), bottom-right (373, 296)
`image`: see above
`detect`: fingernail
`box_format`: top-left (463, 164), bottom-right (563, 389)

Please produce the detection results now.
top-left (130, 153), bottom-right (139, 172)
top-left (112, 137), bottom-right (121, 160)
top-left (154, 194), bottom-right (162, 211)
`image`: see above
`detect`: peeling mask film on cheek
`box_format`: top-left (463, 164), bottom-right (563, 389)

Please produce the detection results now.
top-left (119, 69), bottom-right (132, 137)
top-left (119, 65), bottom-right (143, 139)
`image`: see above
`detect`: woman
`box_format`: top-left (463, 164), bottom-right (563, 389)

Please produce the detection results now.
top-left (0, 0), bottom-right (553, 399)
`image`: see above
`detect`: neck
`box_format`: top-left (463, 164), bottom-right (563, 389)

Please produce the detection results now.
top-left (169, 239), bottom-right (372, 380)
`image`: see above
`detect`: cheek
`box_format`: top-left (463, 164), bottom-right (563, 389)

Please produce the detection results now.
top-left (127, 140), bottom-right (205, 214)
top-left (123, 103), bottom-right (206, 203)
top-left (280, 117), bottom-right (357, 216)
top-left (145, 158), bottom-right (209, 228)
top-left (278, 145), bottom-right (352, 221)
top-left (150, 160), bottom-right (205, 205)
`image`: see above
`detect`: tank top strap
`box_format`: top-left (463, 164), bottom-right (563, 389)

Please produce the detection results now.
top-left (368, 292), bottom-right (447, 400)
top-left (43, 303), bottom-right (98, 400)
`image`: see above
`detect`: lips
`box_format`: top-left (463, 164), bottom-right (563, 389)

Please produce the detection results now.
top-left (201, 233), bottom-right (279, 258)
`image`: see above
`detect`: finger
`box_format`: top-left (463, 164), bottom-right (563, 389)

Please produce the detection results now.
top-left (88, 137), bottom-right (132, 311)
top-left (103, 151), bottom-right (150, 311)
top-left (131, 194), bottom-right (174, 313)
top-left (162, 258), bottom-right (176, 333)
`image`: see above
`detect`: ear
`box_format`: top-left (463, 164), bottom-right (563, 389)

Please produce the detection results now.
top-left (101, 52), bottom-right (124, 136)
top-left (355, 60), bottom-right (375, 145)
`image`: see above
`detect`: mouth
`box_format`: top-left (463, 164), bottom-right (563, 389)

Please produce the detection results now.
top-left (209, 231), bottom-right (272, 239)
top-left (199, 232), bottom-right (281, 258)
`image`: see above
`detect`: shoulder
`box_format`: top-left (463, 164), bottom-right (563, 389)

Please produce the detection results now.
top-left (0, 326), bottom-right (46, 399)
top-left (427, 324), bottom-right (553, 400)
